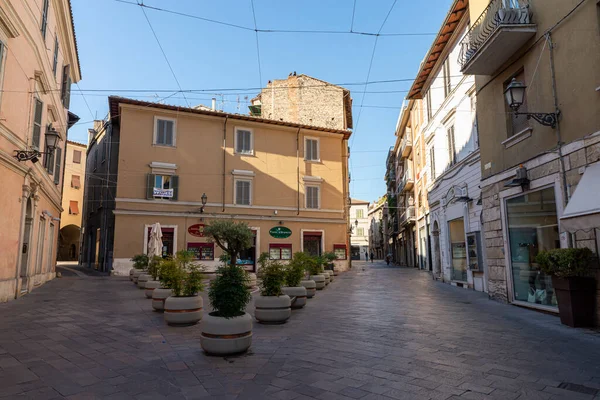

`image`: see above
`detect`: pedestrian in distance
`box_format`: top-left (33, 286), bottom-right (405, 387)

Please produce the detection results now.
top-left (370, 251), bottom-right (374, 263)
top-left (365, 251), bottom-right (369, 261)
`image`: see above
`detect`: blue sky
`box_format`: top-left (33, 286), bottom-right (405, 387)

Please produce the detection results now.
top-left (69, 0), bottom-right (452, 203)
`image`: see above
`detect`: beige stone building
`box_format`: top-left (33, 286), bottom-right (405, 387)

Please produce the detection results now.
top-left (463, 0), bottom-right (600, 312)
top-left (81, 95), bottom-right (352, 274)
top-left (250, 74), bottom-right (353, 131)
top-left (0, 0), bottom-right (80, 301)
top-left (58, 140), bottom-right (86, 261)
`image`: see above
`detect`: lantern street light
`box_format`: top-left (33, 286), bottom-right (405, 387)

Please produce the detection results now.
top-left (14, 125), bottom-right (61, 163)
top-left (355, 219), bottom-right (359, 228)
top-left (503, 78), bottom-right (559, 128)
top-left (200, 193), bottom-right (207, 213)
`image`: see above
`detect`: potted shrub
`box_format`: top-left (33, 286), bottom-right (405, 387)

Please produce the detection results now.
top-left (306, 255), bottom-right (326, 290)
top-left (200, 220), bottom-right (253, 355)
top-left (255, 253), bottom-right (291, 323)
top-left (152, 259), bottom-right (175, 312)
top-left (282, 252), bottom-right (308, 308)
top-left (315, 256), bottom-right (330, 286)
top-left (536, 248), bottom-right (597, 327)
top-left (145, 256), bottom-right (163, 299)
top-left (130, 254), bottom-right (148, 283)
top-left (323, 251), bottom-right (337, 282)
top-left (164, 251), bottom-right (205, 326)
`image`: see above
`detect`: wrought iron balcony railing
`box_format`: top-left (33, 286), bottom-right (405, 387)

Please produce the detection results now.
top-left (459, 0), bottom-right (533, 71)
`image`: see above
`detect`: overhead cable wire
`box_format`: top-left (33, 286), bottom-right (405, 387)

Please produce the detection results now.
top-left (139, 4), bottom-right (191, 108)
top-left (250, 0), bottom-right (263, 88)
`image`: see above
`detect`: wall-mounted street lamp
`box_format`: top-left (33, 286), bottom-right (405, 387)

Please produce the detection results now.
top-left (504, 79), bottom-right (560, 128)
top-left (14, 126), bottom-right (60, 163)
top-left (200, 193), bottom-right (207, 213)
top-left (355, 219), bottom-right (359, 228)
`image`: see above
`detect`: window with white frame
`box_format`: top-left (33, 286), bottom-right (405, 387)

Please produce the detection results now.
top-left (306, 185), bottom-right (320, 209)
top-left (356, 209), bottom-right (364, 219)
top-left (154, 175), bottom-right (172, 199)
top-left (357, 227), bottom-right (364, 236)
top-left (235, 179), bottom-right (252, 205)
top-left (235, 128), bottom-right (253, 155)
top-left (154, 118), bottom-right (175, 146)
top-left (305, 137), bottom-right (320, 161)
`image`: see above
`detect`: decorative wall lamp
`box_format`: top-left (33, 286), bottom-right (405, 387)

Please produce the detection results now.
top-left (199, 193), bottom-right (207, 213)
top-left (504, 79), bottom-right (560, 128)
top-left (14, 126), bottom-right (60, 163)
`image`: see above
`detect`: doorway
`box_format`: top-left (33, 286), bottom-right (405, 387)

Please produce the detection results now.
top-left (19, 198), bottom-right (33, 292)
top-left (237, 230), bottom-right (257, 272)
top-left (448, 218), bottom-right (467, 282)
top-left (432, 221), bottom-right (441, 277)
top-left (303, 232), bottom-right (322, 257)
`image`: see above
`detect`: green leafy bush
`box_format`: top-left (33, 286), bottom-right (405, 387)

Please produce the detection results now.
top-left (536, 248), bottom-right (595, 278)
top-left (158, 251), bottom-right (205, 296)
top-left (257, 253), bottom-right (286, 296)
top-left (148, 255), bottom-right (162, 280)
top-left (209, 263), bottom-right (251, 318)
top-left (285, 252), bottom-right (308, 287)
top-left (131, 254), bottom-right (149, 270)
top-left (304, 254), bottom-right (324, 276)
top-left (323, 251), bottom-right (337, 263)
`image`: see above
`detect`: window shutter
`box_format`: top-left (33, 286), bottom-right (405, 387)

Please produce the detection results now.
top-left (61, 65), bottom-right (71, 108)
top-left (312, 140), bottom-right (318, 160)
top-left (170, 175), bottom-right (179, 201)
top-left (32, 100), bottom-right (43, 148)
top-left (53, 147), bottom-right (61, 185)
top-left (146, 174), bottom-right (155, 199)
top-left (41, 0), bottom-right (49, 39)
top-left (166, 121), bottom-right (173, 145)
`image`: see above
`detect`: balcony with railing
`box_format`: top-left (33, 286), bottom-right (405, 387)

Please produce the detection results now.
top-left (400, 129), bottom-right (413, 159)
top-left (400, 205), bottom-right (416, 226)
top-left (399, 164), bottom-right (414, 193)
top-left (459, 0), bottom-right (536, 75)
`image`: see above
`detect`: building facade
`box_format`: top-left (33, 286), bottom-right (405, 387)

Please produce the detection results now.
top-left (368, 197), bottom-right (385, 260)
top-left (0, 0), bottom-right (80, 301)
top-left (350, 199), bottom-right (369, 260)
top-left (81, 96), bottom-right (352, 274)
top-left (462, 0), bottom-right (600, 311)
top-left (250, 74), bottom-right (353, 131)
top-left (407, 0), bottom-right (487, 291)
top-left (58, 140), bottom-right (86, 261)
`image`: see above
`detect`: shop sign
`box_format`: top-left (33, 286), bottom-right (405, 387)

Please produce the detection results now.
top-left (153, 188), bottom-right (173, 198)
top-left (188, 224), bottom-right (205, 237)
top-left (269, 226), bottom-right (292, 239)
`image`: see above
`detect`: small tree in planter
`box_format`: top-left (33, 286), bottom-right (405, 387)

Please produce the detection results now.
top-left (282, 253), bottom-right (308, 308)
top-left (152, 258), bottom-right (176, 311)
top-left (144, 256), bottom-right (163, 298)
top-left (130, 254), bottom-right (149, 283)
top-left (291, 252), bottom-right (317, 298)
top-left (315, 255), bottom-right (331, 286)
top-left (255, 253), bottom-right (291, 323)
top-left (163, 251), bottom-right (205, 326)
top-left (322, 251), bottom-right (337, 281)
top-left (536, 248), bottom-right (597, 327)
top-left (306, 255), bottom-right (326, 290)
top-left (201, 220), bottom-right (254, 355)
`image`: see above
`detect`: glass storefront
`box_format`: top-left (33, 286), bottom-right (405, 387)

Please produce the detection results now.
top-left (448, 218), bottom-right (467, 281)
top-left (506, 187), bottom-right (559, 308)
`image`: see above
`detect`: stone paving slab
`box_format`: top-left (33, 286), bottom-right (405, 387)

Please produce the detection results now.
top-left (1, 261), bottom-right (600, 399)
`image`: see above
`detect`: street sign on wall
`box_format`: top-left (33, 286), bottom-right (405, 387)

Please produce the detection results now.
top-left (269, 226), bottom-right (292, 239)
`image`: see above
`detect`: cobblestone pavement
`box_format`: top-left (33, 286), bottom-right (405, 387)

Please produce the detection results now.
top-left (1, 261), bottom-right (600, 400)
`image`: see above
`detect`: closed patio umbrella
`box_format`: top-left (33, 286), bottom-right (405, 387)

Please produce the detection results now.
top-left (147, 223), bottom-right (163, 257)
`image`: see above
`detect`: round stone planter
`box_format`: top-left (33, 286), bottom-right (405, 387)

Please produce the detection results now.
top-left (152, 288), bottom-right (173, 311)
top-left (144, 280), bottom-right (161, 299)
top-left (322, 272), bottom-right (331, 286)
top-left (300, 279), bottom-right (316, 298)
top-left (282, 286), bottom-right (307, 309)
top-left (164, 296), bottom-right (203, 326)
top-left (325, 270), bottom-right (334, 282)
top-left (200, 312), bottom-right (253, 355)
top-left (246, 273), bottom-right (257, 288)
top-left (132, 269), bottom-right (143, 284)
top-left (254, 295), bottom-right (291, 324)
top-left (137, 274), bottom-right (150, 289)
top-left (129, 269), bottom-right (135, 281)
top-left (311, 275), bottom-right (326, 290)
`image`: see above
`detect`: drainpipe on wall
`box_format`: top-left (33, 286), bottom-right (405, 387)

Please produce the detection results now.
top-left (297, 128), bottom-right (300, 216)
top-left (222, 116), bottom-right (228, 212)
top-left (546, 32), bottom-right (572, 248)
